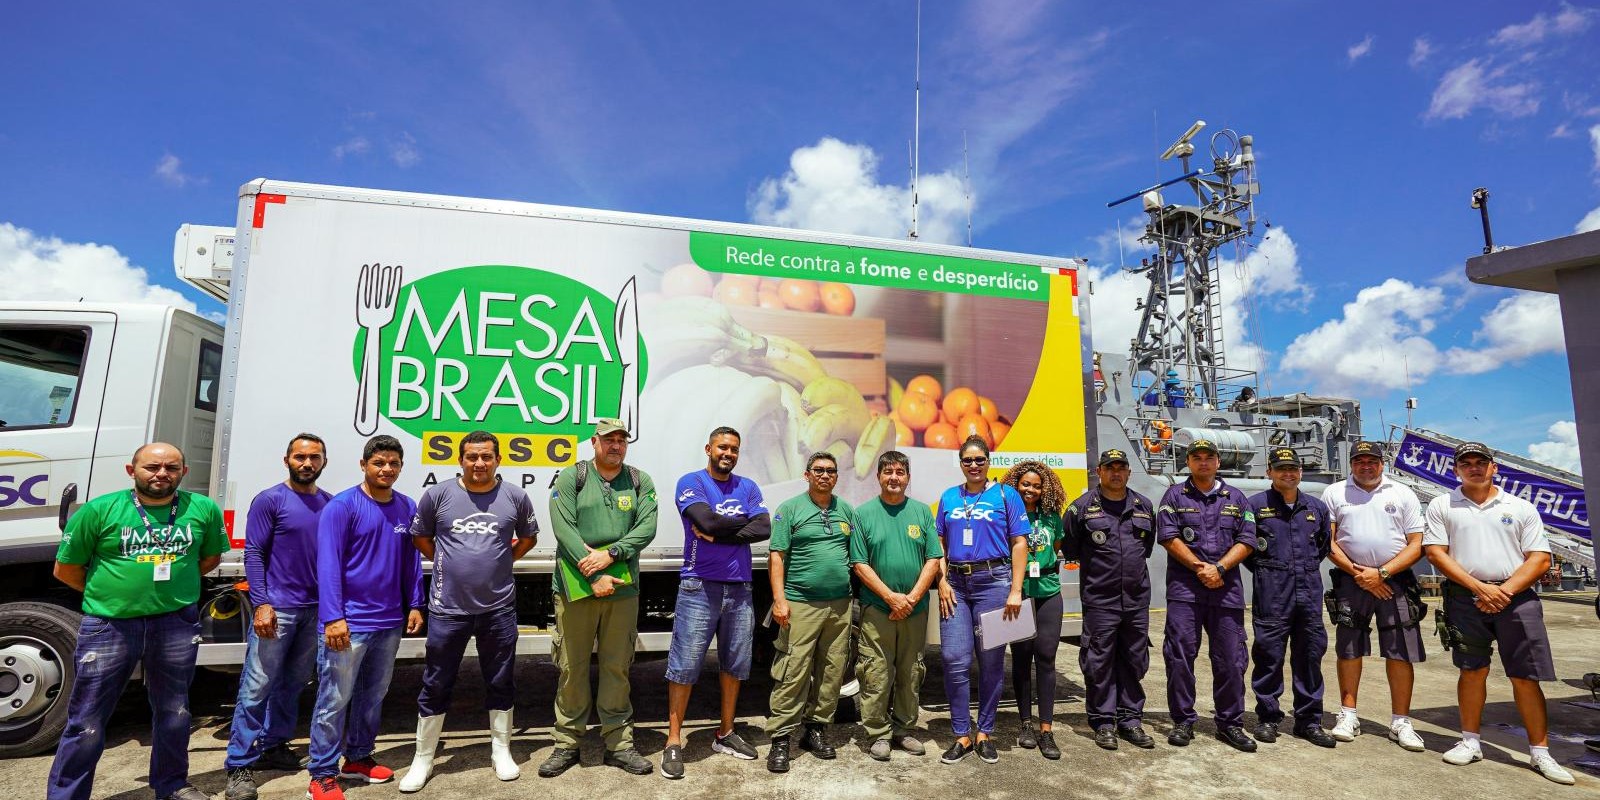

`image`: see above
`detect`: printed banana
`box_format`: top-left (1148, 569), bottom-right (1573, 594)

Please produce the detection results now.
top-left (734, 333), bottom-right (828, 389)
top-left (776, 382), bottom-right (807, 478)
top-left (823, 439), bottom-right (855, 470)
top-left (799, 376), bottom-right (868, 418)
top-left (642, 297), bottom-right (762, 381)
top-left (852, 414), bottom-right (894, 478)
top-left (800, 402), bottom-right (872, 453)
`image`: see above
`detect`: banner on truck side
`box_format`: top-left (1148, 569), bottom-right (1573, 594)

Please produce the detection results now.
top-left (1393, 429), bottom-right (1589, 541)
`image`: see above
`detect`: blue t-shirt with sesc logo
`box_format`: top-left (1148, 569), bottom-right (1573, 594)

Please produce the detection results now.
top-left (675, 470), bottom-right (767, 583)
top-left (935, 483), bottom-right (1030, 563)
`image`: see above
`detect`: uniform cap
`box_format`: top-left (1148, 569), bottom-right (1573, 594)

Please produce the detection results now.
top-left (1098, 448), bottom-right (1130, 467)
top-left (1186, 439), bottom-right (1219, 455)
top-left (1349, 441), bottom-right (1384, 461)
top-left (593, 417), bottom-right (629, 437)
top-left (1268, 447), bottom-right (1301, 468)
top-left (1453, 441), bottom-right (1495, 462)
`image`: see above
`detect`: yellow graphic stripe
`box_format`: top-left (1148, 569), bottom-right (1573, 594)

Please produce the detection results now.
top-left (993, 272), bottom-right (1089, 498)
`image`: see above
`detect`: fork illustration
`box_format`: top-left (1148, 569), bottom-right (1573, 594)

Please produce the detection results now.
top-left (354, 262), bottom-right (403, 435)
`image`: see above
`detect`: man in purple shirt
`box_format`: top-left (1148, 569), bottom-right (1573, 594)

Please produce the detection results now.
top-left (305, 436), bottom-right (424, 800)
top-left (1155, 439), bottom-right (1257, 752)
top-left (224, 434), bottom-right (331, 800)
top-left (660, 427), bottom-right (770, 780)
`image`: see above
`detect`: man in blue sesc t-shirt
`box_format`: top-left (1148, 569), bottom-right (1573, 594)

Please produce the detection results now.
top-left (659, 426), bottom-right (771, 780)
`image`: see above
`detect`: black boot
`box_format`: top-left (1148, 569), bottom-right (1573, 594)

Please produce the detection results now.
top-left (766, 736), bottom-right (791, 773)
top-left (799, 723), bottom-right (837, 759)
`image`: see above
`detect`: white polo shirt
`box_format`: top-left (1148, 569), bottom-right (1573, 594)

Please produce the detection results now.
top-left (1423, 487), bottom-right (1549, 582)
top-left (1321, 476), bottom-right (1423, 568)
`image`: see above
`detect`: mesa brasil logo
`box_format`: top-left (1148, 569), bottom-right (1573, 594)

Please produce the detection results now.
top-left (351, 264), bottom-right (648, 442)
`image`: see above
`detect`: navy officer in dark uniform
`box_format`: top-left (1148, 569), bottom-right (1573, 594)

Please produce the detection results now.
top-left (1244, 447), bottom-right (1336, 748)
top-left (1065, 448), bottom-right (1157, 751)
top-left (1156, 438), bottom-right (1257, 752)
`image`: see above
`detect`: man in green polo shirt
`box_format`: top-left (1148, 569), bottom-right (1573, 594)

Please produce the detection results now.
top-left (540, 418), bottom-right (659, 779)
top-left (765, 451), bottom-right (857, 773)
top-left (47, 442), bottom-right (230, 800)
top-left (851, 450), bottom-right (942, 761)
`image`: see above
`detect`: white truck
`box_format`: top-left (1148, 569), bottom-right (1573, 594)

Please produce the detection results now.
top-left (0, 179), bottom-right (1095, 757)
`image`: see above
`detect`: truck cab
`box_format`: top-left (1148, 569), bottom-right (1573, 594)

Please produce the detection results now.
top-left (0, 302), bottom-right (222, 757)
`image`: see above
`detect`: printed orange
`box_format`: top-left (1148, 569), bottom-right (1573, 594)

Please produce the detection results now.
top-left (898, 392), bottom-right (939, 432)
top-left (712, 276), bottom-right (760, 306)
top-left (955, 413), bottom-right (994, 449)
top-left (991, 419), bottom-right (1011, 448)
top-left (778, 279), bottom-right (822, 312)
top-left (893, 417), bottom-right (914, 447)
top-left (942, 387), bottom-right (979, 426)
top-left (661, 263), bottom-right (714, 297)
top-left (906, 375), bottom-right (942, 405)
top-left (757, 289), bottom-right (784, 309)
top-left (819, 282), bottom-right (856, 316)
top-left (923, 421), bottom-right (960, 449)
top-left (978, 395), bottom-right (1000, 423)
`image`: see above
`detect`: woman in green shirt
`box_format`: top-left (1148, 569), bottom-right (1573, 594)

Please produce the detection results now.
top-left (1002, 460), bottom-right (1067, 759)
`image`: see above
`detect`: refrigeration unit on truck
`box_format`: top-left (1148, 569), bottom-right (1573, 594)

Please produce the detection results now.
top-left (0, 178), bottom-right (1095, 757)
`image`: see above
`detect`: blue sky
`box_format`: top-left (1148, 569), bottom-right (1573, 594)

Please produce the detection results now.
top-left (2, 1), bottom-right (1596, 470)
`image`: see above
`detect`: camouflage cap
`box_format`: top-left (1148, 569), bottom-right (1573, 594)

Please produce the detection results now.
top-left (593, 417), bottom-right (629, 437)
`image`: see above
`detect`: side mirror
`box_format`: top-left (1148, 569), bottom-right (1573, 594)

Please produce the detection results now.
top-left (58, 483), bottom-right (79, 532)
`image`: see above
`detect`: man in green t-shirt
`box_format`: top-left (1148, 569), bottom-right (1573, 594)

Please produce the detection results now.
top-left (48, 442), bottom-right (230, 800)
top-left (850, 450), bottom-right (943, 761)
top-left (765, 451), bottom-right (857, 773)
top-left (539, 418), bottom-right (659, 779)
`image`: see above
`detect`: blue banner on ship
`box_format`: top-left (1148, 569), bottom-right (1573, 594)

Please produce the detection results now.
top-left (1393, 431), bottom-right (1589, 541)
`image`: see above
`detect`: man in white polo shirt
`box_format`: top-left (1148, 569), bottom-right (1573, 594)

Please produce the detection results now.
top-left (1320, 441), bottom-right (1427, 751)
top-left (1423, 441), bottom-right (1572, 785)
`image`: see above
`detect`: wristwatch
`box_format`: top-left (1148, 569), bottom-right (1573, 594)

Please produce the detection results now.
top-left (1377, 566), bottom-right (1391, 580)
top-left (1215, 561), bottom-right (1228, 574)
top-left (607, 545), bottom-right (624, 560)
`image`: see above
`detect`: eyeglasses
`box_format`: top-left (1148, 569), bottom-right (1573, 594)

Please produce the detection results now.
top-left (809, 467), bottom-right (838, 476)
top-left (960, 457), bottom-right (988, 466)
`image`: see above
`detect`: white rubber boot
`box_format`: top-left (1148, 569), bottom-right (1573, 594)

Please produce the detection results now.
top-left (489, 709), bottom-right (520, 781)
top-left (398, 714), bottom-right (445, 793)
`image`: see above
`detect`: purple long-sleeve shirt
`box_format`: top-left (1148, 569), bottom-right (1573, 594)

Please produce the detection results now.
top-left (243, 482), bottom-right (331, 609)
top-left (317, 485), bottom-right (424, 632)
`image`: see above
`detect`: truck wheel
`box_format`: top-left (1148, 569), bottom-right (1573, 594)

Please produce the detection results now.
top-left (0, 602), bottom-right (80, 758)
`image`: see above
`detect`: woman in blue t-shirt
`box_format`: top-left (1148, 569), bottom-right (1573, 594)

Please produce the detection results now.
top-left (934, 436), bottom-right (1029, 765)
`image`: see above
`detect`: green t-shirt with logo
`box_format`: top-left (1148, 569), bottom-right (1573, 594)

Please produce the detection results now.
top-left (1022, 509), bottom-right (1065, 598)
top-left (849, 497), bottom-right (943, 615)
top-left (770, 493), bottom-right (856, 602)
top-left (56, 489), bottom-right (230, 619)
top-left (549, 461), bottom-right (660, 600)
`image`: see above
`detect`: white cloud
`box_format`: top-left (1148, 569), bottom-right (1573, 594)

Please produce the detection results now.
top-left (1441, 293), bottom-right (1565, 373)
top-left (153, 153), bottom-right (201, 188)
top-left (1347, 34), bottom-right (1376, 63)
top-left (1490, 4), bottom-right (1598, 47)
top-left (1408, 36), bottom-right (1434, 68)
top-left (1576, 205), bottom-right (1600, 233)
top-left (750, 137), bottom-right (969, 244)
top-left (1282, 279), bottom-right (1444, 392)
top-left (1425, 59), bottom-right (1540, 120)
top-left (1527, 420), bottom-right (1583, 474)
top-left (1083, 263), bottom-right (1149, 359)
top-left (0, 222), bottom-right (197, 311)
top-left (390, 133), bottom-right (420, 168)
top-left (1590, 124), bottom-right (1600, 171)
top-left (332, 136), bottom-right (371, 160)
top-left (1552, 123), bottom-right (1573, 138)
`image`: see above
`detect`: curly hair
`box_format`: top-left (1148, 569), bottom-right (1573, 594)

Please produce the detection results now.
top-left (1001, 459), bottom-right (1066, 515)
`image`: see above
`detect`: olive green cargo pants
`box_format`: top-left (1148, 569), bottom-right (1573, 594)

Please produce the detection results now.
top-left (857, 604), bottom-right (929, 740)
top-left (765, 598), bottom-right (852, 738)
top-left (552, 593), bottom-right (639, 751)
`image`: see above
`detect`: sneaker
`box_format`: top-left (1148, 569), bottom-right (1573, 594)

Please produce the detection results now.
top-left (1388, 719), bottom-right (1425, 752)
top-left (940, 739), bottom-right (973, 764)
top-left (1037, 730), bottom-right (1061, 760)
top-left (226, 768), bottom-right (258, 800)
top-left (869, 739), bottom-right (892, 761)
top-left (660, 744), bottom-right (684, 780)
top-left (893, 733), bottom-right (926, 756)
top-left (1118, 725), bottom-right (1156, 749)
top-left (306, 777), bottom-right (343, 800)
top-left (1531, 752), bottom-right (1576, 785)
top-left (603, 748), bottom-right (654, 775)
top-left (766, 737), bottom-right (791, 773)
top-left (1018, 721), bottom-right (1037, 749)
top-left (1167, 723), bottom-right (1193, 747)
top-left (538, 747), bottom-right (580, 778)
top-left (256, 743), bottom-right (309, 771)
top-left (159, 787), bottom-right (208, 800)
top-left (976, 738), bottom-right (998, 764)
top-left (712, 730), bottom-right (758, 760)
top-left (339, 758), bottom-right (393, 783)
top-left (1253, 722), bottom-right (1278, 744)
top-left (1331, 713), bottom-right (1361, 742)
top-left (1442, 741), bottom-right (1483, 766)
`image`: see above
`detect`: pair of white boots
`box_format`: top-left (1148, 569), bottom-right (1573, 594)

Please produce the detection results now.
top-left (398, 710), bottom-right (520, 792)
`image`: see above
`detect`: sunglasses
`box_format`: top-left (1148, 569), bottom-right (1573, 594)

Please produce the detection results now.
top-left (810, 467), bottom-right (838, 476)
top-left (960, 457), bottom-right (988, 466)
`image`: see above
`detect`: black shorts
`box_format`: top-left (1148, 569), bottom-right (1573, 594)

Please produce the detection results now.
top-left (1444, 586), bottom-right (1555, 681)
top-left (1330, 570), bottom-right (1426, 663)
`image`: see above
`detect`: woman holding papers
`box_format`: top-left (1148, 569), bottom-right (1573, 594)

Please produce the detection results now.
top-left (934, 436), bottom-right (1031, 765)
top-left (1000, 461), bottom-right (1068, 760)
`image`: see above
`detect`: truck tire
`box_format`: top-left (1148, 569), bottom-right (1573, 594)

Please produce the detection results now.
top-left (0, 601), bottom-right (81, 758)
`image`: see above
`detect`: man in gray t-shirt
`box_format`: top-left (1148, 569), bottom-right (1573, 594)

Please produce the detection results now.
top-left (400, 433), bottom-right (538, 791)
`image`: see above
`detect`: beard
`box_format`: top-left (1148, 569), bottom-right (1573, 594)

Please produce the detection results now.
top-left (290, 466), bottom-right (326, 486)
top-left (134, 476), bottom-right (179, 499)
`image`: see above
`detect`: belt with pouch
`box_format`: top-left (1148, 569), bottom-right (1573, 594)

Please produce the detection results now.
top-left (948, 557), bottom-right (1008, 575)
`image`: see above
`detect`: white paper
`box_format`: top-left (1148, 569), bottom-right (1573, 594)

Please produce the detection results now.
top-left (978, 599), bottom-right (1036, 650)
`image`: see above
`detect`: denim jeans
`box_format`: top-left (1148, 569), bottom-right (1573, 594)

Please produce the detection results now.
top-left (306, 626), bottom-right (403, 777)
top-left (417, 605), bottom-right (518, 717)
top-left (224, 605), bottom-right (319, 768)
top-left (939, 563), bottom-right (1012, 737)
top-left (665, 578), bottom-right (754, 683)
top-left (47, 606), bottom-right (202, 800)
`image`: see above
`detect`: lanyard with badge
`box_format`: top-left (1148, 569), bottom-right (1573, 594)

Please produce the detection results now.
top-left (1026, 509), bottom-right (1043, 578)
top-left (131, 490), bottom-right (180, 581)
top-left (958, 486), bottom-right (986, 549)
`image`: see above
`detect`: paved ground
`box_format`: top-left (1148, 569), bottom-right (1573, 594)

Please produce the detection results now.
top-left (7, 594), bottom-right (1599, 800)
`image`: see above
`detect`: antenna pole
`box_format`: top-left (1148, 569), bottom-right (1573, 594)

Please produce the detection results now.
top-left (963, 129), bottom-right (972, 246)
top-left (910, 0), bottom-right (921, 240)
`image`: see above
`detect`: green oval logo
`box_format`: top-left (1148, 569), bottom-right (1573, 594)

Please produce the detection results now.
top-left (351, 265), bottom-right (648, 438)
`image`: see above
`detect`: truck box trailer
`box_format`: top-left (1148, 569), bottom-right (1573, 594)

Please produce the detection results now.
top-left (0, 178), bottom-right (1094, 757)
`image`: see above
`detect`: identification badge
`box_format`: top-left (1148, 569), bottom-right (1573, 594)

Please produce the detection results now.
top-left (154, 560), bottom-right (172, 581)
top-left (1028, 562), bottom-right (1041, 578)
top-left (962, 528), bottom-right (974, 547)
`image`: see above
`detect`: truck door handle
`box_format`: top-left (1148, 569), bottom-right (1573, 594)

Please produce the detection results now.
top-left (58, 483), bottom-right (79, 532)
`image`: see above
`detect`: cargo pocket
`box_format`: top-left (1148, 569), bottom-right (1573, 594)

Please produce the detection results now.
top-left (769, 624), bottom-right (794, 684)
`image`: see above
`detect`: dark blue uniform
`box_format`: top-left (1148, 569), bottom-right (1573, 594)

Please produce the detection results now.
top-left (1245, 489), bottom-right (1331, 727)
top-left (1156, 479), bottom-right (1256, 730)
top-left (1064, 488), bottom-right (1156, 732)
